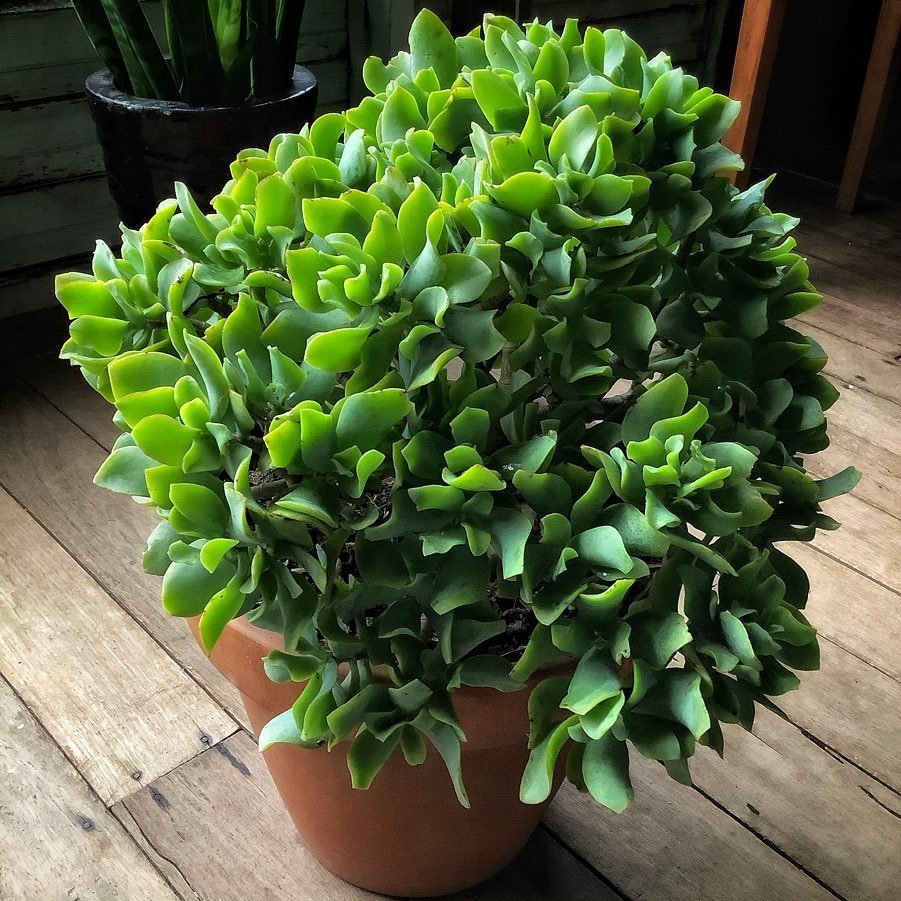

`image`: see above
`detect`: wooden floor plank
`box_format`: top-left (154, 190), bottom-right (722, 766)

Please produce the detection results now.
top-left (795, 220), bottom-right (901, 285)
top-left (546, 757), bottom-right (833, 901)
top-left (805, 378), bottom-right (901, 521)
top-left (0, 675), bottom-right (178, 901)
top-left (780, 635), bottom-right (901, 792)
top-left (812, 491), bottom-right (901, 597)
top-left (0, 488), bottom-right (236, 804)
top-left (693, 706), bottom-right (901, 901)
top-left (803, 318), bottom-right (901, 405)
top-left (804, 266), bottom-right (901, 357)
top-left (18, 353), bottom-right (122, 450)
top-left (0, 377), bottom-right (249, 727)
top-left (115, 731), bottom-right (616, 901)
top-left (796, 543), bottom-right (901, 683)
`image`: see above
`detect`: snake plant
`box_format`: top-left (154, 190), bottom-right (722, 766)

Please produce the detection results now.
top-left (72, 0), bottom-right (306, 104)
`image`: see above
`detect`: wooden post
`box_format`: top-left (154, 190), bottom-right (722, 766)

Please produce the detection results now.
top-left (836, 0), bottom-right (901, 212)
top-left (723, 0), bottom-right (787, 189)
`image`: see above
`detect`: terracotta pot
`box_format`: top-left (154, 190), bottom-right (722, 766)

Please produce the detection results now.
top-left (188, 616), bottom-right (572, 897)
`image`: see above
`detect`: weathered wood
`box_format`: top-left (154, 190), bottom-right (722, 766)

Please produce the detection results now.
top-left (693, 705), bottom-right (901, 901)
top-left (547, 756), bottom-right (832, 901)
top-left (18, 353), bottom-right (122, 450)
top-left (804, 318), bottom-right (901, 405)
top-left (115, 730), bottom-right (616, 901)
top-left (813, 490), bottom-right (901, 597)
top-left (723, 0), bottom-right (787, 189)
top-left (796, 220), bottom-right (901, 285)
top-left (0, 377), bottom-right (249, 726)
top-left (532, 0), bottom-right (705, 19)
top-left (795, 542), bottom-right (901, 684)
top-left (780, 632), bottom-right (901, 792)
top-left (0, 176), bottom-right (119, 275)
top-left (1, 34), bottom-right (349, 189)
top-left (0, 98), bottom-right (101, 188)
top-left (806, 376), bottom-right (901, 521)
top-left (0, 487), bottom-right (236, 805)
top-left (0, 675), bottom-right (178, 901)
top-left (0, 256), bottom-right (82, 319)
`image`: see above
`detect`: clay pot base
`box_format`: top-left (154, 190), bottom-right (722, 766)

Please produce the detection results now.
top-left (190, 616), bottom-right (568, 897)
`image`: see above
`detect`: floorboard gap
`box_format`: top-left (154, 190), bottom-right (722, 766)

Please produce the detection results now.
top-left (689, 784), bottom-right (847, 901)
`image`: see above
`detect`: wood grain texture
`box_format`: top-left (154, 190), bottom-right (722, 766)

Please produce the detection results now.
top-left (115, 731), bottom-right (617, 901)
top-left (0, 487), bottom-right (236, 804)
top-left (547, 757), bottom-right (832, 901)
top-left (780, 633), bottom-right (901, 792)
top-left (723, 0), bottom-right (787, 188)
top-left (18, 354), bottom-right (123, 450)
top-left (0, 675), bottom-right (178, 901)
top-left (806, 377), bottom-right (901, 521)
top-left (795, 543), bottom-right (901, 684)
top-left (812, 490), bottom-right (901, 597)
top-left (693, 705), bottom-right (901, 901)
top-left (796, 219), bottom-right (901, 285)
top-left (805, 319), bottom-right (901, 406)
top-left (0, 376), bottom-right (249, 726)
top-left (0, 177), bottom-right (119, 275)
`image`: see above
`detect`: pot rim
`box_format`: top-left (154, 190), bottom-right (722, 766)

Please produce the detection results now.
top-left (202, 614), bottom-right (576, 705)
top-left (85, 64), bottom-right (317, 115)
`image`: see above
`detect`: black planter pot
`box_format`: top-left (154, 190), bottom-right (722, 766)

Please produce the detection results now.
top-left (86, 66), bottom-right (318, 228)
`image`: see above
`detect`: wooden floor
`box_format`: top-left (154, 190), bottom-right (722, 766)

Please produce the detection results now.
top-left (0, 186), bottom-right (899, 901)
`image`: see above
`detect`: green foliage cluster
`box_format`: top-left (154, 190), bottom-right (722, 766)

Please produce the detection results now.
top-left (58, 10), bottom-right (859, 812)
top-left (73, 0), bottom-right (305, 104)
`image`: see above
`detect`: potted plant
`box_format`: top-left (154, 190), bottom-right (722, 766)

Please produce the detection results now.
top-left (74, 0), bottom-right (317, 226)
top-left (57, 10), bottom-right (859, 898)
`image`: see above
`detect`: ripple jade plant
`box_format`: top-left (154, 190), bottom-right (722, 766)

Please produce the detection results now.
top-left (58, 11), bottom-right (859, 812)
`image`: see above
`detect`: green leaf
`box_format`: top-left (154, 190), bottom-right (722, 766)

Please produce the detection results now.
top-left (409, 8), bottom-right (458, 87)
top-left (457, 655), bottom-right (522, 691)
top-left (304, 327), bottom-right (371, 372)
top-left (574, 526), bottom-right (633, 573)
top-left (561, 648), bottom-right (622, 716)
top-left (263, 649), bottom-right (326, 683)
top-left (489, 172), bottom-right (558, 217)
top-left (198, 581), bottom-right (243, 652)
top-left (335, 389), bottom-right (412, 452)
top-left (622, 375), bottom-right (688, 443)
top-left (582, 732), bottom-right (633, 812)
top-left (425, 722), bottom-right (470, 808)
top-left (549, 105), bottom-right (597, 170)
top-left (520, 715), bottom-right (577, 804)
top-left (488, 507), bottom-right (532, 579)
top-left (815, 466), bottom-right (861, 502)
top-left (161, 559), bottom-right (235, 617)
top-left (347, 727), bottom-right (400, 789)
top-left (93, 445), bottom-right (154, 496)
top-left (259, 708), bottom-right (305, 750)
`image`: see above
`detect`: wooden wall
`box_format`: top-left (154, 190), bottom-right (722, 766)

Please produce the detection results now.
top-left (0, 0), bottom-right (351, 317)
top-left (418, 0), bottom-right (730, 75)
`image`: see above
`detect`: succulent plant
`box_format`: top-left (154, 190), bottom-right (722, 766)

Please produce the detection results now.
top-left (58, 10), bottom-right (859, 812)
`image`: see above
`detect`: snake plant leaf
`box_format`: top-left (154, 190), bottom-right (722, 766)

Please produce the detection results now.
top-left (72, 0), bottom-right (133, 89)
